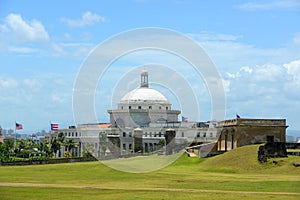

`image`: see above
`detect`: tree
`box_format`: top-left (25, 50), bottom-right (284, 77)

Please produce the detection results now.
top-left (39, 140), bottom-right (52, 157)
top-left (158, 139), bottom-right (165, 148)
top-left (65, 139), bottom-right (79, 157)
top-left (0, 139), bottom-right (15, 162)
top-left (50, 138), bottom-right (61, 158)
top-left (50, 132), bottom-right (66, 158)
top-left (99, 132), bottom-right (107, 159)
top-left (57, 132), bottom-right (65, 145)
top-left (4, 138), bottom-right (14, 154)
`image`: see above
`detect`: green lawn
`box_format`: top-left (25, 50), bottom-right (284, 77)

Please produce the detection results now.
top-left (0, 145), bottom-right (299, 199)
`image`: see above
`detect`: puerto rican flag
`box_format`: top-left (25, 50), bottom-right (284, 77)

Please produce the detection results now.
top-left (16, 123), bottom-right (23, 130)
top-left (51, 123), bottom-right (59, 131)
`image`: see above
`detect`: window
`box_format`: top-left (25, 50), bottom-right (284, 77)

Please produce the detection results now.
top-left (203, 132), bottom-right (206, 137)
top-left (210, 132), bottom-right (213, 137)
top-left (121, 106), bottom-right (123, 110)
top-left (72, 132), bottom-right (74, 137)
top-left (129, 106), bottom-right (131, 109)
top-left (123, 132), bottom-right (126, 137)
top-left (181, 132), bottom-right (184, 137)
top-left (144, 132), bottom-right (147, 137)
top-left (149, 132), bottom-right (152, 137)
top-left (123, 143), bottom-right (126, 150)
top-left (197, 132), bottom-right (200, 138)
top-left (129, 132), bottom-right (132, 137)
top-left (159, 106), bottom-right (161, 110)
top-left (129, 143), bottom-right (132, 150)
top-left (149, 106), bottom-right (152, 109)
top-left (166, 106), bottom-right (168, 110)
top-left (154, 132), bottom-right (157, 137)
top-left (138, 106), bottom-right (142, 109)
top-left (75, 132), bottom-right (78, 137)
top-left (159, 132), bottom-right (162, 137)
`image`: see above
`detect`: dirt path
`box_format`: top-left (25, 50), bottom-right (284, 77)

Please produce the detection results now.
top-left (1, 182), bottom-right (299, 196)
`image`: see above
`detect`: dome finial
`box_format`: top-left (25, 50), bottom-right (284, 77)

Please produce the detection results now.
top-left (141, 70), bottom-right (148, 88)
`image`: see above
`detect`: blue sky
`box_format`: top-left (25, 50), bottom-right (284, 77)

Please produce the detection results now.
top-left (0, 0), bottom-right (300, 133)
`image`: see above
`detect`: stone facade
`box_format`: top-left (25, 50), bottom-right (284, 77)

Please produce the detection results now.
top-left (215, 118), bottom-right (287, 151)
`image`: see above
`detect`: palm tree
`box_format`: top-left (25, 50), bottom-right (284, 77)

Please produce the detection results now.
top-left (50, 138), bottom-right (61, 158)
top-left (51, 132), bottom-right (66, 158)
top-left (57, 132), bottom-right (65, 145)
top-left (39, 140), bottom-right (52, 157)
top-left (65, 139), bottom-right (79, 157)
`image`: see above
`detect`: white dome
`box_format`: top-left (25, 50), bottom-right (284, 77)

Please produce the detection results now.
top-left (120, 87), bottom-right (169, 103)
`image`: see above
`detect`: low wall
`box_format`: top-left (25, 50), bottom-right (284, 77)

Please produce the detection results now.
top-left (0, 157), bottom-right (97, 166)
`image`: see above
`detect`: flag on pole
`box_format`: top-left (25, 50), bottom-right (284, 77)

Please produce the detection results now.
top-left (16, 123), bottom-right (23, 130)
top-left (51, 123), bottom-right (59, 131)
top-left (182, 116), bottom-right (188, 122)
top-left (236, 114), bottom-right (241, 119)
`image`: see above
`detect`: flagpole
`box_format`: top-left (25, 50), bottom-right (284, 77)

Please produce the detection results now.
top-left (14, 120), bottom-right (16, 149)
top-left (49, 121), bottom-right (52, 134)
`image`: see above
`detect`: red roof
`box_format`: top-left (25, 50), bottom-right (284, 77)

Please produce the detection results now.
top-left (98, 124), bottom-right (112, 128)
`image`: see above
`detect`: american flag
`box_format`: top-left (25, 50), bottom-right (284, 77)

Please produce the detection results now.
top-left (51, 123), bottom-right (58, 131)
top-left (16, 123), bottom-right (23, 130)
top-left (182, 116), bottom-right (188, 122)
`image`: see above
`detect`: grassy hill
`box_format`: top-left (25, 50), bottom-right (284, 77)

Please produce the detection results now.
top-left (0, 145), bottom-right (299, 200)
top-left (197, 144), bottom-right (300, 174)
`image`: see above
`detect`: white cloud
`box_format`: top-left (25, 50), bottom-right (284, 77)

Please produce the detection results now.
top-left (2, 13), bottom-right (49, 43)
top-left (62, 11), bottom-right (106, 27)
top-left (253, 64), bottom-right (285, 82)
top-left (284, 60), bottom-right (300, 78)
top-left (9, 47), bottom-right (38, 53)
top-left (236, 0), bottom-right (300, 11)
top-left (188, 31), bottom-right (241, 42)
top-left (224, 60), bottom-right (300, 120)
top-left (240, 66), bottom-right (253, 74)
top-left (226, 66), bottom-right (253, 79)
top-left (0, 77), bottom-right (19, 89)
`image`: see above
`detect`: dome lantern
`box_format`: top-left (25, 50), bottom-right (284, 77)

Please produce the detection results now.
top-left (141, 70), bottom-right (148, 88)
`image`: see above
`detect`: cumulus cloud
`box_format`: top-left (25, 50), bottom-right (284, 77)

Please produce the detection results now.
top-left (224, 60), bottom-right (300, 118)
top-left (284, 60), bottom-right (300, 78)
top-left (62, 11), bottom-right (106, 27)
top-left (1, 13), bottom-right (49, 43)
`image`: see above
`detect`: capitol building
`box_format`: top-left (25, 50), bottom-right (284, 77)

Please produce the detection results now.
top-left (52, 70), bottom-right (287, 158)
top-left (54, 70), bottom-right (217, 158)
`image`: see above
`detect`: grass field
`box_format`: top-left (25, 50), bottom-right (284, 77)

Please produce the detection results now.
top-left (0, 145), bottom-right (299, 199)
